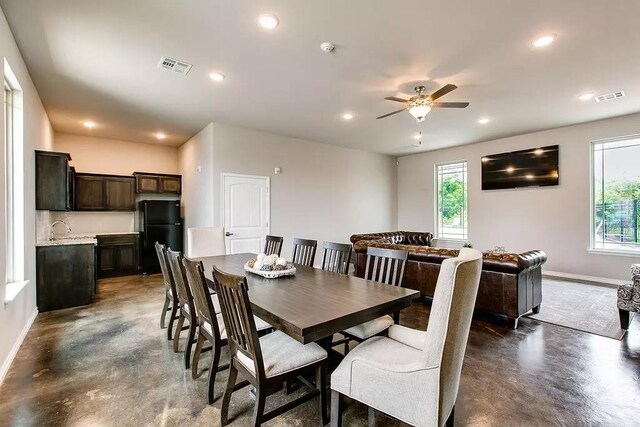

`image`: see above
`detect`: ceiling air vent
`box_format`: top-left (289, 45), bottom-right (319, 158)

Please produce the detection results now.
top-left (594, 91), bottom-right (625, 103)
top-left (158, 56), bottom-right (192, 75)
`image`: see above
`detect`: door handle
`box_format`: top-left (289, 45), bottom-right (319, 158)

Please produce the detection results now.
top-left (225, 232), bottom-right (234, 236)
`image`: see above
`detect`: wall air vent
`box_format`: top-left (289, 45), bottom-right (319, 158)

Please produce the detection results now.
top-left (158, 56), bottom-right (192, 75)
top-left (594, 91), bottom-right (625, 103)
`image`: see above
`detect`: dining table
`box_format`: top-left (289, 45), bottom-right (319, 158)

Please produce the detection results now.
top-left (194, 253), bottom-right (420, 345)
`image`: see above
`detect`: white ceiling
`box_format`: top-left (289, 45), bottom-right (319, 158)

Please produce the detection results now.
top-left (1, 0), bottom-right (639, 154)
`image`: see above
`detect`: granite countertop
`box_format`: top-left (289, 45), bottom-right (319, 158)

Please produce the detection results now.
top-left (36, 231), bottom-right (140, 247)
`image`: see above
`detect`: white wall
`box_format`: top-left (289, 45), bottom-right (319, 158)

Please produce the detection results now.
top-left (398, 113), bottom-right (640, 281)
top-left (179, 122), bottom-right (397, 259)
top-left (50, 133), bottom-right (180, 236)
top-left (0, 7), bottom-right (54, 381)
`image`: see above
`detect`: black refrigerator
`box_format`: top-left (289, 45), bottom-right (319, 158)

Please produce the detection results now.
top-left (139, 200), bottom-right (183, 274)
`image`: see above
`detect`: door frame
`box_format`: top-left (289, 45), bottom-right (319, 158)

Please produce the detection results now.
top-left (220, 172), bottom-right (271, 238)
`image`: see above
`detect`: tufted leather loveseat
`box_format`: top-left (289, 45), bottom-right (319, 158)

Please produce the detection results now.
top-left (350, 231), bottom-right (547, 328)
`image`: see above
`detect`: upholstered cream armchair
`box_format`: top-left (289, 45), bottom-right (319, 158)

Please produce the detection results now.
top-left (330, 248), bottom-right (483, 427)
top-left (186, 227), bottom-right (226, 258)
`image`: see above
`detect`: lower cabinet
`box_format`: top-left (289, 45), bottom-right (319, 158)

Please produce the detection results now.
top-left (36, 244), bottom-right (96, 312)
top-left (97, 234), bottom-right (139, 278)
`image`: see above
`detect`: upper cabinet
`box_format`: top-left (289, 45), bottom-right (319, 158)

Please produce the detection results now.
top-left (75, 174), bottom-right (136, 211)
top-left (35, 151), bottom-right (74, 211)
top-left (133, 172), bottom-right (181, 194)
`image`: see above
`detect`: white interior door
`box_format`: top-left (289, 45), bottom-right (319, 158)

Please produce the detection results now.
top-left (222, 174), bottom-right (270, 254)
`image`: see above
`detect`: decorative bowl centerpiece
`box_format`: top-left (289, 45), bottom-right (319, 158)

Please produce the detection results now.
top-left (244, 253), bottom-right (296, 279)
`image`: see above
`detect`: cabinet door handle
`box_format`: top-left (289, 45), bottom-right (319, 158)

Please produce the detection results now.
top-left (225, 232), bottom-right (234, 236)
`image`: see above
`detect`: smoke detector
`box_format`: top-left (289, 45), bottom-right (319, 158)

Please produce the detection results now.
top-left (594, 91), bottom-right (625, 103)
top-left (158, 56), bottom-right (193, 75)
top-left (320, 42), bottom-right (335, 53)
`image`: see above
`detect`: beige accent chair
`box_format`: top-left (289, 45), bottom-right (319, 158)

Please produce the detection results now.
top-left (187, 227), bottom-right (226, 258)
top-left (330, 248), bottom-right (483, 427)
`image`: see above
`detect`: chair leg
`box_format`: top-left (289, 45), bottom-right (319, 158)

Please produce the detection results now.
top-left (368, 406), bottom-right (376, 427)
top-left (221, 364), bottom-right (238, 426)
top-left (330, 390), bottom-right (343, 427)
top-left (317, 364), bottom-right (329, 425)
top-left (445, 405), bottom-right (455, 427)
top-left (208, 342), bottom-right (221, 404)
top-left (160, 295), bottom-right (170, 329)
top-left (532, 304), bottom-right (541, 314)
top-left (619, 309), bottom-right (630, 329)
top-left (507, 317), bottom-right (519, 329)
top-left (192, 332), bottom-right (206, 379)
top-left (251, 385), bottom-right (266, 427)
top-left (184, 319), bottom-right (197, 369)
top-left (173, 314), bottom-right (185, 352)
top-left (167, 303), bottom-right (178, 340)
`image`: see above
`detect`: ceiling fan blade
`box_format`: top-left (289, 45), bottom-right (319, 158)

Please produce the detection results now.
top-left (376, 108), bottom-right (407, 119)
top-left (384, 96), bottom-right (410, 103)
top-left (430, 101), bottom-right (469, 108)
top-left (427, 84), bottom-right (458, 101)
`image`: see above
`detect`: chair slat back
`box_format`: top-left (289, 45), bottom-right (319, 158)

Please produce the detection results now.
top-left (291, 238), bottom-right (317, 267)
top-left (321, 241), bottom-right (352, 275)
top-left (264, 235), bottom-right (283, 256)
top-left (166, 249), bottom-right (194, 312)
top-left (155, 242), bottom-right (174, 296)
top-left (364, 247), bottom-right (408, 286)
top-left (212, 266), bottom-right (265, 378)
top-left (182, 257), bottom-right (217, 330)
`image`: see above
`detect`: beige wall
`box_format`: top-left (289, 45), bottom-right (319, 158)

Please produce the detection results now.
top-left (179, 122), bottom-right (398, 261)
top-left (179, 123), bottom-right (214, 230)
top-left (398, 112), bottom-right (640, 281)
top-left (0, 8), bottom-right (54, 381)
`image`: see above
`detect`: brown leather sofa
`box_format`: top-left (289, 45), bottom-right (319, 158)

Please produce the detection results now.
top-left (351, 231), bottom-right (547, 328)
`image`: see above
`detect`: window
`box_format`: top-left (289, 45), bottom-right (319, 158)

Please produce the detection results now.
top-left (435, 161), bottom-right (468, 240)
top-left (591, 136), bottom-right (640, 253)
top-left (4, 60), bottom-right (24, 292)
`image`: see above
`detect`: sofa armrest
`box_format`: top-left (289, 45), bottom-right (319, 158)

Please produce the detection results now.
top-left (518, 250), bottom-right (547, 272)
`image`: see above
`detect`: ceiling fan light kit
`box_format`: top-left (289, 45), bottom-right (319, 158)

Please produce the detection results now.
top-left (377, 83), bottom-right (469, 122)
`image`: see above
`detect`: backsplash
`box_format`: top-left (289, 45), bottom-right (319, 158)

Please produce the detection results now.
top-left (36, 210), bottom-right (51, 242)
top-left (49, 211), bottom-right (136, 236)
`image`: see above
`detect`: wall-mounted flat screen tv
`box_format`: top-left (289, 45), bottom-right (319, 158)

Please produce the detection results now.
top-left (481, 145), bottom-right (559, 190)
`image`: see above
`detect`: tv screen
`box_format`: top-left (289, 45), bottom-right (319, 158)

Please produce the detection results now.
top-left (481, 145), bottom-right (559, 190)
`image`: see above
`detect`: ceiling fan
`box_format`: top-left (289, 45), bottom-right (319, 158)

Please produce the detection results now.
top-left (377, 84), bottom-right (469, 122)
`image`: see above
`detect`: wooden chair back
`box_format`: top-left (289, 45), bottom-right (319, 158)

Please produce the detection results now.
top-left (321, 242), bottom-right (352, 275)
top-left (364, 247), bottom-right (408, 286)
top-left (291, 238), bottom-right (317, 267)
top-left (166, 249), bottom-right (194, 312)
top-left (212, 266), bottom-right (265, 379)
top-left (182, 257), bottom-right (217, 330)
top-left (264, 235), bottom-right (283, 256)
top-left (155, 242), bottom-right (174, 296)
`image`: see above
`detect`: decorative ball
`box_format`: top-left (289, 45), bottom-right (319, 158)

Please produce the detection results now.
top-left (257, 253), bottom-right (265, 263)
top-left (274, 264), bottom-right (286, 271)
top-left (261, 264), bottom-right (274, 271)
top-left (275, 257), bottom-right (287, 267)
top-left (264, 254), bottom-right (278, 266)
top-left (253, 261), bottom-right (263, 270)
top-left (247, 259), bottom-right (256, 268)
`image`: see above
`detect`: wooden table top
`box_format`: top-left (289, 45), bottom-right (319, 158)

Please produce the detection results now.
top-left (195, 253), bottom-right (420, 343)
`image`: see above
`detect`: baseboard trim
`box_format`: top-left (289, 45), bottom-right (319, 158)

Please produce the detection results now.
top-left (0, 309), bottom-right (38, 385)
top-left (543, 270), bottom-right (625, 287)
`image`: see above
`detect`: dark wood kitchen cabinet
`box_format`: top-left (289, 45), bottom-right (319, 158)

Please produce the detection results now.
top-left (133, 172), bottom-right (181, 194)
top-left (96, 234), bottom-right (139, 278)
top-left (35, 151), bottom-right (74, 211)
top-left (75, 174), bottom-right (136, 211)
top-left (36, 244), bottom-right (95, 312)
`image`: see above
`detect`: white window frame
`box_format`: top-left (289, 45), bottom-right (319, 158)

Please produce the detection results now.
top-left (434, 160), bottom-right (468, 241)
top-left (588, 134), bottom-right (640, 256)
top-left (4, 59), bottom-right (26, 304)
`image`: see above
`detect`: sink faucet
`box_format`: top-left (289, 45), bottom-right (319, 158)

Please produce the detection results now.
top-left (50, 220), bottom-right (71, 240)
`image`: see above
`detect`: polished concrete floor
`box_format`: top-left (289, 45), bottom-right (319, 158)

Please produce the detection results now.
top-left (0, 274), bottom-right (639, 426)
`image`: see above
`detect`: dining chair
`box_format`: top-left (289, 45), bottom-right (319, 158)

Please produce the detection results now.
top-left (213, 266), bottom-right (329, 426)
top-left (264, 235), bottom-right (283, 256)
top-left (291, 238), bottom-right (317, 267)
top-left (330, 249), bottom-right (483, 427)
top-left (187, 227), bottom-right (227, 258)
top-left (341, 247), bottom-right (408, 343)
top-left (156, 242), bottom-right (179, 340)
top-left (182, 257), bottom-right (272, 403)
top-left (321, 242), bottom-right (352, 275)
top-left (166, 248), bottom-right (199, 370)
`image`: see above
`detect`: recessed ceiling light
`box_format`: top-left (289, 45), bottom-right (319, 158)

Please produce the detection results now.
top-left (477, 118), bottom-right (490, 125)
top-left (258, 14), bottom-right (279, 30)
top-left (531, 34), bottom-right (556, 48)
top-left (209, 72), bottom-right (225, 82)
top-left (342, 113), bottom-right (353, 121)
top-left (83, 121), bottom-right (96, 128)
top-left (155, 132), bottom-right (166, 140)
top-left (578, 92), bottom-right (595, 101)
